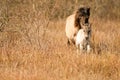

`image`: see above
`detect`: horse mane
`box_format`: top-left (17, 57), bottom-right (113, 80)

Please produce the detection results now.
top-left (74, 8), bottom-right (82, 28)
top-left (74, 6), bottom-right (90, 29)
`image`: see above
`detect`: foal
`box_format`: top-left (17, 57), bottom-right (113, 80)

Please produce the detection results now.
top-left (76, 23), bottom-right (91, 53)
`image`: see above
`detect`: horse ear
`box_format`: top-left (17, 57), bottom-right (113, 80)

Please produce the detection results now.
top-left (88, 7), bottom-right (90, 11)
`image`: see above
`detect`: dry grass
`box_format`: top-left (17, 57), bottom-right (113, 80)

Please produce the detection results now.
top-left (0, 0), bottom-right (120, 80)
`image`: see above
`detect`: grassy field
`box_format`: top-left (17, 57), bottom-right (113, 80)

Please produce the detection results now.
top-left (0, 0), bottom-right (120, 80)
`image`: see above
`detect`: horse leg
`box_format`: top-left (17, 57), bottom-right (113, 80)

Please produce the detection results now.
top-left (80, 44), bottom-right (84, 53)
top-left (67, 39), bottom-right (70, 45)
top-left (87, 44), bottom-right (91, 53)
top-left (67, 39), bottom-right (75, 46)
top-left (71, 39), bottom-right (75, 45)
top-left (76, 44), bottom-right (80, 54)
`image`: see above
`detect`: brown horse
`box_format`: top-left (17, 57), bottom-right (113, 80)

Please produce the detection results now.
top-left (65, 6), bottom-right (90, 45)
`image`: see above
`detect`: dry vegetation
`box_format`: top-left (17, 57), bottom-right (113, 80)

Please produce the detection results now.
top-left (0, 0), bottom-right (120, 80)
